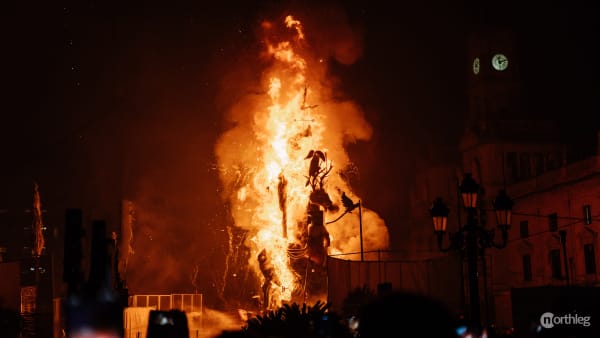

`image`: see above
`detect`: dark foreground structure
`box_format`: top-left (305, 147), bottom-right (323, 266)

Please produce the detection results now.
top-left (511, 286), bottom-right (600, 338)
top-left (357, 290), bottom-right (458, 338)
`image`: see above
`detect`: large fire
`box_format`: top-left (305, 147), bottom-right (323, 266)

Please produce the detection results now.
top-left (215, 15), bottom-right (389, 309)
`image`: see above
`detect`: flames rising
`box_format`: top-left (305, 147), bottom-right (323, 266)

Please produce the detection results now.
top-left (215, 15), bottom-right (389, 308)
top-left (32, 182), bottom-right (45, 257)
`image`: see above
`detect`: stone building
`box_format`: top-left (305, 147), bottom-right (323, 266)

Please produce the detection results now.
top-left (403, 21), bottom-right (600, 334)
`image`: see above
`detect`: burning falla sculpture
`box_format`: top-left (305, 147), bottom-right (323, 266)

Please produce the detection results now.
top-left (304, 150), bottom-right (338, 266)
top-left (258, 149), bottom-right (338, 310)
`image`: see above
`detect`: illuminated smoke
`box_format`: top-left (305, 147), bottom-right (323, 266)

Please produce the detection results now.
top-left (119, 199), bottom-right (135, 281)
top-left (214, 14), bottom-right (389, 308)
top-left (194, 307), bottom-right (244, 338)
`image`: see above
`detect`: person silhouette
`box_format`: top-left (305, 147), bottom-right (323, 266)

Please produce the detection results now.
top-left (357, 290), bottom-right (458, 338)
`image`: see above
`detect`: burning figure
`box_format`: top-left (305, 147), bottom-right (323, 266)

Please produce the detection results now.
top-left (306, 204), bottom-right (330, 267)
top-left (215, 14), bottom-right (390, 312)
top-left (303, 149), bottom-right (335, 267)
top-left (257, 249), bottom-right (281, 310)
top-left (258, 149), bottom-right (335, 308)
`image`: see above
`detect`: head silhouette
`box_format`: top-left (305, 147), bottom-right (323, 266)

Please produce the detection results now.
top-left (357, 290), bottom-right (457, 338)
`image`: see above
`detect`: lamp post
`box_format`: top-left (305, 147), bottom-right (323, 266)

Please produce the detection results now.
top-left (429, 173), bottom-right (514, 331)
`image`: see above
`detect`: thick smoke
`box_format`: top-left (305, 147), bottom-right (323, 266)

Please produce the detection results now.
top-left (121, 112), bottom-right (227, 300)
top-left (214, 9), bottom-right (389, 294)
top-left (121, 3), bottom-right (389, 311)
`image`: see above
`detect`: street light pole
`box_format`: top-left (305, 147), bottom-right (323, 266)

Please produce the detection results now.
top-left (358, 200), bottom-right (363, 261)
top-left (465, 207), bottom-right (481, 327)
top-left (429, 173), bottom-right (514, 332)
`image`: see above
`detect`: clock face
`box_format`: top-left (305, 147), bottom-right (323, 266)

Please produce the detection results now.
top-left (492, 53), bottom-right (509, 71)
top-left (472, 57), bottom-right (480, 75)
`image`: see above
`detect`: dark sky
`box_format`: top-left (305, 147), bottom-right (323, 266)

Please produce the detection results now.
top-left (1, 1), bottom-right (465, 237)
top-left (2, 0), bottom-right (599, 300)
top-left (4, 0), bottom-right (599, 204)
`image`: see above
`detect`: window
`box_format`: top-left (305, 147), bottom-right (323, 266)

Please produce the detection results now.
top-left (519, 220), bottom-right (529, 238)
top-left (546, 151), bottom-right (562, 171)
top-left (506, 152), bottom-right (518, 183)
top-left (534, 153), bottom-right (545, 176)
top-left (519, 153), bottom-right (532, 179)
top-left (583, 205), bottom-right (592, 225)
top-left (550, 249), bottom-right (562, 279)
top-left (523, 254), bottom-right (532, 281)
top-left (584, 244), bottom-right (596, 274)
top-left (548, 213), bottom-right (558, 232)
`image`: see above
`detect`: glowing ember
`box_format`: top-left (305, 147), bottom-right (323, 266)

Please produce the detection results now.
top-left (215, 15), bottom-right (389, 309)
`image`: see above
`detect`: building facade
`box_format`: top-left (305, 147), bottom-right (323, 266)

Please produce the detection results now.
top-left (403, 21), bottom-right (600, 333)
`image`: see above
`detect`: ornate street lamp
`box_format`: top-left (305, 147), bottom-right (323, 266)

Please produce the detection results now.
top-left (459, 173), bottom-right (479, 209)
top-left (493, 189), bottom-right (514, 244)
top-left (428, 173), bottom-right (514, 332)
top-left (430, 197), bottom-right (450, 233)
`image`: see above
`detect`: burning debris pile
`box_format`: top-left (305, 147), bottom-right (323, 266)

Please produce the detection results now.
top-left (215, 15), bottom-right (389, 311)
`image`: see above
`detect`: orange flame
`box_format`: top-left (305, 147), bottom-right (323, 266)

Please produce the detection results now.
top-left (216, 15), bottom-right (389, 308)
top-left (32, 182), bottom-right (45, 257)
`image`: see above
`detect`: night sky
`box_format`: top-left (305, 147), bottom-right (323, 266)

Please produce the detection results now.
top-left (2, 0), bottom-right (599, 303)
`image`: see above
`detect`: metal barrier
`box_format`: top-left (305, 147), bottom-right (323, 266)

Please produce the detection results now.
top-left (125, 293), bottom-right (203, 338)
top-left (129, 293), bottom-right (202, 313)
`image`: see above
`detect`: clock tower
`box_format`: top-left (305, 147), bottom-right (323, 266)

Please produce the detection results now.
top-left (466, 26), bottom-right (523, 135)
top-left (456, 9), bottom-right (569, 332)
